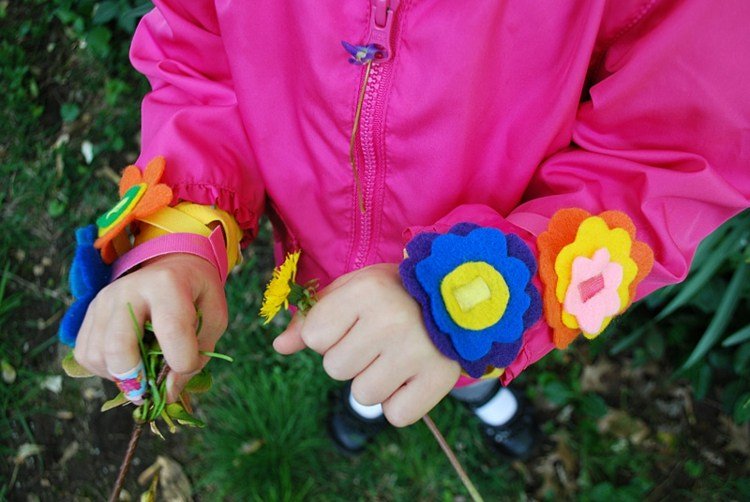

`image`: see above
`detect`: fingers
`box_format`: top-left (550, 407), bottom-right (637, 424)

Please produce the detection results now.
top-left (321, 323), bottom-right (381, 381)
top-left (350, 348), bottom-right (416, 406)
top-left (102, 297), bottom-right (150, 403)
top-left (382, 368), bottom-right (461, 427)
top-left (73, 297), bottom-right (108, 378)
top-left (165, 278), bottom-right (228, 403)
top-left (295, 285), bottom-right (360, 355)
top-left (272, 313), bottom-right (307, 354)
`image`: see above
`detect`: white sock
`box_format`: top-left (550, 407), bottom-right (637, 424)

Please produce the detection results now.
top-left (474, 388), bottom-right (518, 426)
top-left (348, 392), bottom-right (384, 420)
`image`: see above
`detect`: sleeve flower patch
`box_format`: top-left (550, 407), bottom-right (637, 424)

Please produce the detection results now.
top-left (58, 225), bottom-right (112, 346)
top-left (537, 209), bottom-right (654, 349)
top-left (94, 156), bottom-right (173, 264)
top-left (400, 223), bottom-right (541, 378)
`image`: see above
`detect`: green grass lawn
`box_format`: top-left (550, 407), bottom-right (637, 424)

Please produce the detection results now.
top-left (2, 2), bottom-right (749, 500)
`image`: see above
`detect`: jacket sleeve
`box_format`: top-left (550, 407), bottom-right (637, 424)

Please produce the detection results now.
top-left (407, 0), bottom-right (750, 384)
top-left (129, 0), bottom-right (264, 244)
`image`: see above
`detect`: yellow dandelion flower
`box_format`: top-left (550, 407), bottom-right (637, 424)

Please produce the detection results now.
top-left (260, 251), bottom-right (301, 324)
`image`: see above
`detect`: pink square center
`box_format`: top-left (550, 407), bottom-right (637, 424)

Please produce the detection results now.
top-left (578, 273), bottom-right (605, 303)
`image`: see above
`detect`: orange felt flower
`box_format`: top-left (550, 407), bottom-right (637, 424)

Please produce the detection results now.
top-left (94, 156), bottom-right (173, 264)
top-left (537, 209), bottom-right (654, 349)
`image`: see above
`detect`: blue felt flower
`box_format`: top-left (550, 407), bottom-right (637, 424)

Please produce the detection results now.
top-left (399, 223), bottom-right (541, 378)
top-left (58, 225), bottom-right (111, 346)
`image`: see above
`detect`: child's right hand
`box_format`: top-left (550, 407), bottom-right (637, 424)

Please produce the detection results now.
top-left (73, 253), bottom-right (228, 403)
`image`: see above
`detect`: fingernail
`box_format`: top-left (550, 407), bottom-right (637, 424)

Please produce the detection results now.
top-left (111, 361), bottom-right (147, 403)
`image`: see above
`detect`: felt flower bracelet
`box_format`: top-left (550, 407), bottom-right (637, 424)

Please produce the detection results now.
top-left (537, 209), bottom-right (654, 349)
top-left (399, 210), bottom-right (654, 379)
top-left (399, 223), bottom-right (542, 379)
top-left (58, 156), bottom-right (243, 347)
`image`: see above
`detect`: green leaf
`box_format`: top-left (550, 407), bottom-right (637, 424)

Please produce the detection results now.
top-left (101, 392), bottom-right (129, 412)
top-left (119, 3), bottom-right (153, 33)
top-left (733, 393), bottom-right (750, 424)
top-left (60, 103), bottom-right (79, 122)
top-left (128, 303), bottom-right (147, 360)
top-left (92, 1), bottom-right (119, 25)
top-left (692, 364), bottom-right (712, 400)
top-left (47, 199), bottom-right (67, 218)
top-left (681, 262), bottom-right (749, 370)
top-left (657, 230), bottom-right (741, 321)
top-left (185, 370), bottom-right (212, 393)
top-left (579, 393), bottom-right (608, 418)
top-left (85, 26), bottom-right (111, 58)
top-left (610, 323), bottom-right (650, 355)
top-left (61, 352), bottom-right (94, 378)
top-left (543, 381), bottom-right (573, 407)
top-left (733, 343), bottom-right (750, 375)
top-left (200, 351), bottom-right (234, 363)
top-left (645, 330), bottom-right (665, 359)
top-left (722, 324), bottom-right (750, 347)
top-left (166, 402), bottom-right (205, 428)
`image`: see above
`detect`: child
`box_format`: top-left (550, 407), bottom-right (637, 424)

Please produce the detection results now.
top-left (68, 0), bottom-right (750, 459)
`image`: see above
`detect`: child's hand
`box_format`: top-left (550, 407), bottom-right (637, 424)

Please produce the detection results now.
top-left (273, 263), bottom-right (461, 427)
top-left (73, 253), bottom-right (228, 402)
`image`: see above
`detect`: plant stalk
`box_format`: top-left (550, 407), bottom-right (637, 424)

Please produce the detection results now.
top-left (422, 414), bottom-right (484, 502)
top-left (109, 364), bottom-right (171, 502)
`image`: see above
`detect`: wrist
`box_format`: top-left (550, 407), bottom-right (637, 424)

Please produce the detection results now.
top-left (399, 222), bottom-right (542, 379)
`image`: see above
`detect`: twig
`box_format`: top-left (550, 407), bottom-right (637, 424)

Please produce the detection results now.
top-left (109, 364), bottom-right (171, 502)
top-left (422, 414), bottom-right (484, 502)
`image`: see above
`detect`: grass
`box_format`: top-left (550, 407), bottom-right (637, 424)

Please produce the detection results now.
top-left (2, 1), bottom-right (750, 500)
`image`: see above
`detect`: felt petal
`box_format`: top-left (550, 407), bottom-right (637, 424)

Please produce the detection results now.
top-left (133, 184), bottom-right (173, 218)
top-left (142, 156), bottom-right (166, 185)
top-left (119, 165), bottom-right (144, 197)
top-left (58, 295), bottom-right (95, 346)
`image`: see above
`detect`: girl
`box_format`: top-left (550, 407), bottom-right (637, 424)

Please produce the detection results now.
top-left (68, 0), bottom-right (750, 458)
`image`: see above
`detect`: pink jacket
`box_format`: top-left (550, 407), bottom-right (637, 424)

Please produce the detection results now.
top-left (130, 0), bottom-right (750, 385)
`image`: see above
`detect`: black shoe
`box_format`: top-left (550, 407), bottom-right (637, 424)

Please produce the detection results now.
top-left (465, 383), bottom-right (540, 461)
top-left (327, 381), bottom-right (388, 455)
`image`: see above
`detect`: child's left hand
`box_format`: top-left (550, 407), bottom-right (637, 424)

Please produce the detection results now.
top-left (273, 263), bottom-right (461, 427)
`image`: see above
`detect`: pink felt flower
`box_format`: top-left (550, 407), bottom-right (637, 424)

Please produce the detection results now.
top-left (563, 248), bottom-right (624, 336)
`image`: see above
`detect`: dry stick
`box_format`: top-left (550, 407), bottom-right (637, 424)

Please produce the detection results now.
top-left (109, 364), bottom-right (171, 502)
top-left (422, 414), bottom-right (484, 502)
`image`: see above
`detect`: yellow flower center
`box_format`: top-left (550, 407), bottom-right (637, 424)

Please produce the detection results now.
top-left (441, 261), bottom-right (509, 330)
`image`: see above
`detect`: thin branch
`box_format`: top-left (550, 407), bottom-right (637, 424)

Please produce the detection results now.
top-left (108, 365), bottom-right (171, 502)
top-left (422, 414), bottom-right (484, 502)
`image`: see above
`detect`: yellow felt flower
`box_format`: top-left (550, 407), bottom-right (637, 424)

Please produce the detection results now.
top-left (554, 216), bottom-right (638, 334)
top-left (260, 251), bottom-right (300, 324)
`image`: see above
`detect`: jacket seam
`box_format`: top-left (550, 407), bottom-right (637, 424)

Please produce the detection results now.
top-left (590, 0), bottom-right (660, 80)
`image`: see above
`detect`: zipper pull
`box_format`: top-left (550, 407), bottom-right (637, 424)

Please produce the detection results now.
top-left (367, 0), bottom-right (401, 62)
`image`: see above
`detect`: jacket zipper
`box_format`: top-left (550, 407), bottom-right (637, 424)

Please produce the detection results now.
top-left (349, 0), bottom-right (401, 270)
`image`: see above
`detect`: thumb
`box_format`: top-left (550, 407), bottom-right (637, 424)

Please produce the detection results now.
top-left (272, 313), bottom-right (307, 355)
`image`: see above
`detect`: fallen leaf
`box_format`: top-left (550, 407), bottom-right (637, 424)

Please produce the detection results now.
top-left (40, 375), bottom-right (63, 394)
top-left (58, 441), bottom-right (79, 467)
top-left (719, 416), bottom-right (750, 456)
top-left (239, 439), bottom-right (264, 455)
top-left (597, 409), bottom-right (649, 444)
top-left (2, 359), bottom-right (16, 384)
top-left (580, 358), bottom-right (615, 393)
top-left (138, 456), bottom-right (193, 502)
top-left (15, 443), bottom-right (43, 464)
top-left (81, 140), bottom-right (94, 164)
